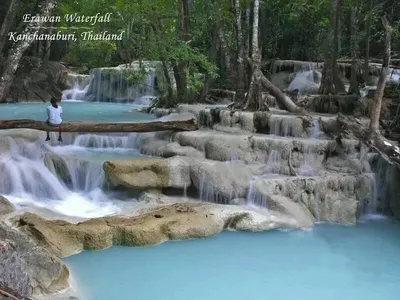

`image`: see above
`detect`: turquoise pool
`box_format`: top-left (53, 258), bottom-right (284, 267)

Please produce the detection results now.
top-left (0, 102), bottom-right (155, 123)
top-left (65, 218), bottom-right (400, 300)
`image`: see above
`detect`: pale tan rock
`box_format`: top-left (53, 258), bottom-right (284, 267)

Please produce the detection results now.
top-left (16, 202), bottom-right (309, 259)
top-left (0, 196), bottom-right (15, 216)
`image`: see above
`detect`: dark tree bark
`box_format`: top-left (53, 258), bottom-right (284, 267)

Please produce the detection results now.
top-left (348, 4), bottom-right (360, 95)
top-left (244, 0), bottom-right (263, 110)
top-left (338, 113), bottom-right (400, 167)
top-left (242, 0), bottom-right (304, 114)
top-left (0, 0), bottom-right (56, 102)
top-left (319, 0), bottom-right (341, 95)
top-left (218, 28), bottom-right (233, 86)
top-left (234, 0), bottom-right (245, 103)
top-left (0, 119), bottom-right (198, 132)
top-left (173, 0), bottom-right (190, 103)
top-left (369, 16), bottom-right (392, 134)
top-left (363, 0), bottom-right (373, 84)
top-left (0, 0), bottom-right (20, 55)
top-left (198, 19), bottom-right (219, 103)
top-left (150, 22), bottom-right (174, 101)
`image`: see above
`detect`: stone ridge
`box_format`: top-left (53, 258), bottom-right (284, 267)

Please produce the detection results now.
top-left (15, 202), bottom-right (313, 259)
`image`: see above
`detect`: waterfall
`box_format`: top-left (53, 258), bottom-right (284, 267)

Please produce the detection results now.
top-left (298, 144), bottom-right (320, 177)
top-left (62, 82), bottom-right (90, 101)
top-left (0, 155), bottom-right (69, 200)
top-left (246, 179), bottom-right (268, 207)
top-left (0, 138), bottom-right (120, 218)
top-left (268, 115), bottom-right (302, 137)
top-left (264, 150), bottom-right (285, 174)
top-left (198, 176), bottom-right (232, 204)
top-left (288, 71), bottom-right (320, 94)
top-left (80, 62), bottom-right (159, 103)
top-left (311, 119), bottom-right (323, 139)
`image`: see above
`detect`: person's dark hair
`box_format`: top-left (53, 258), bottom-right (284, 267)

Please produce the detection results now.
top-left (50, 97), bottom-right (58, 108)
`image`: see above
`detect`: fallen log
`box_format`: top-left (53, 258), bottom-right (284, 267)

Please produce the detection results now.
top-left (0, 119), bottom-right (198, 133)
top-left (337, 113), bottom-right (400, 167)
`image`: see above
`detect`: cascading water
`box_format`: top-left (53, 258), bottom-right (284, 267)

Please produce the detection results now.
top-left (246, 180), bottom-right (268, 208)
top-left (199, 176), bottom-right (231, 204)
top-left (264, 150), bottom-right (285, 174)
top-left (0, 138), bottom-right (122, 218)
top-left (62, 82), bottom-right (90, 101)
top-left (73, 133), bottom-right (139, 149)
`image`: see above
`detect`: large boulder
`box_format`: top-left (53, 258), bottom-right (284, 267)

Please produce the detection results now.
top-left (104, 157), bottom-right (191, 189)
top-left (0, 221), bottom-right (69, 295)
top-left (6, 57), bottom-right (65, 103)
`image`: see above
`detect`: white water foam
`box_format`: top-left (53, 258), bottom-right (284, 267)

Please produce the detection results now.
top-left (0, 138), bottom-right (123, 218)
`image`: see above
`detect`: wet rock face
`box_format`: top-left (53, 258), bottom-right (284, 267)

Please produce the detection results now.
top-left (0, 239), bottom-right (30, 299)
top-left (6, 57), bottom-right (66, 103)
top-left (0, 221), bottom-right (69, 296)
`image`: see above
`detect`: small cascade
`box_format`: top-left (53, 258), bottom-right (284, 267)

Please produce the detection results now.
top-left (246, 179), bottom-right (268, 207)
top-left (310, 119), bottom-right (324, 139)
top-left (288, 71), bottom-right (320, 94)
top-left (199, 176), bottom-right (232, 204)
top-left (298, 144), bottom-right (320, 177)
top-left (62, 158), bottom-right (105, 192)
top-left (62, 81), bottom-right (90, 101)
top-left (313, 192), bottom-right (321, 223)
top-left (364, 172), bottom-right (378, 214)
top-left (73, 134), bottom-right (139, 148)
top-left (264, 150), bottom-right (285, 174)
top-left (268, 115), bottom-right (301, 137)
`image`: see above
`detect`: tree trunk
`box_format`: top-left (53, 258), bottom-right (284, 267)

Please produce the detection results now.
top-left (0, 0), bottom-right (56, 102)
top-left (150, 22), bottom-right (174, 100)
top-left (369, 16), bottom-right (392, 134)
top-left (348, 5), bottom-right (360, 95)
top-left (198, 21), bottom-right (219, 103)
top-left (242, 0), bottom-right (304, 114)
top-left (234, 0), bottom-right (245, 103)
top-left (0, 0), bottom-right (20, 55)
top-left (0, 119), bottom-right (198, 133)
top-left (218, 28), bottom-right (233, 87)
top-left (363, 0), bottom-right (372, 84)
top-left (260, 75), bottom-right (306, 114)
top-left (174, 0), bottom-right (190, 103)
top-left (319, 0), bottom-right (341, 95)
top-left (244, 0), bottom-right (262, 110)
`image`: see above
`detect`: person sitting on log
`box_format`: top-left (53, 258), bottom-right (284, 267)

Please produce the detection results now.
top-left (45, 97), bottom-right (63, 142)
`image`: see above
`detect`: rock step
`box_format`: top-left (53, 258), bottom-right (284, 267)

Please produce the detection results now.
top-left (248, 173), bottom-right (373, 225)
top-left (103, 156), bottom-right (373, 225)
top-left (177, 104), bottom-right (344, 137)
top-left (137, 130), bottom-right (362, 168)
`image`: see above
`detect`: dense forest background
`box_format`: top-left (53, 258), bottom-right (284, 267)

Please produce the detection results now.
top-left (0, 0), bottom-right (399, 104)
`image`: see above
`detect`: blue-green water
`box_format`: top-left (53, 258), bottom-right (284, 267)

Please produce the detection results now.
top-left (0, 102), bottom-right (155, 123)
top-left (65, 218), bottom-right (400, 300)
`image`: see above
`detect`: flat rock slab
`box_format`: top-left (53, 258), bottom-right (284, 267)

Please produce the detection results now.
top-left (15, 202), bottom-right (313, 258)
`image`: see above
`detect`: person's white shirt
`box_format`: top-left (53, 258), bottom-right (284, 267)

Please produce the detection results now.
top-left (47, 105), bottom-right (63, 125)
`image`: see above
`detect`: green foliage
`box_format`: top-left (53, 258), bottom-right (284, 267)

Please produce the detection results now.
top-left (63, 40), bottom-right (117, 69)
